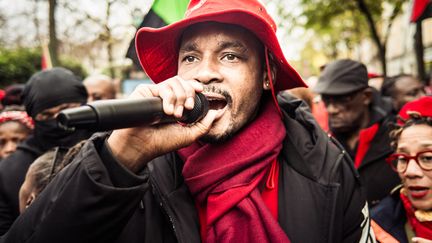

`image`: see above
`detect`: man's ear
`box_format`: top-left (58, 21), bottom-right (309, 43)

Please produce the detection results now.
top-left (362, 87), bottom-right (373, 106)
top-left (262, 60), bottom-right (277, 90)
top-left (25, 192), bottom-right (37, 209)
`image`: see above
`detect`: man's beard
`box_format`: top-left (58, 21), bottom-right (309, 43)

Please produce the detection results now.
top-left (199, 85), bottom-right (234, 144)
top-left (199, 117), bottom-right (236, 144)
top-left (330, 115), bottom-right (364, 139)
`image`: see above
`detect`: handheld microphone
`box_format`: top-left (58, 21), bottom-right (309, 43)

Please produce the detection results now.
top-left (57, 93), bottom-right (209, 131)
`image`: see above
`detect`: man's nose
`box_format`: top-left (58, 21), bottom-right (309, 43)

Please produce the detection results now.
top-left (325, 102), bottom-right (340, 115)
top-left (194, 58), bottom-right (223, 84)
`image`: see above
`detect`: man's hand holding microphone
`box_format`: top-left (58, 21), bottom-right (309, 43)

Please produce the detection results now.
top-left (58, 77), bottom-right (220, 172)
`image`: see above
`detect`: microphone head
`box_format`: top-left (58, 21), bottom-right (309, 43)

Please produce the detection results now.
top-left (179, 93), bottom-right (209, 124)
top-left (57, 106), bottom-right (97, 130)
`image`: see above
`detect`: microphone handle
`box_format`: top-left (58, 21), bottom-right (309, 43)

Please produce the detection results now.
top-left (57, 93), bottom-right (208, 131)
top-left (97, 97), bottom-right (169, 130)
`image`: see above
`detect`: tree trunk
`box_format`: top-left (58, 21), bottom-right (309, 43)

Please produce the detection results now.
top-left (33, 0), bottom-right (41, 46)
top-left (48, 0), bottom-right (59, 66)
top-left (107, 37), bottom-right (115, 78)
top-left (414, 21), bottom-right (427, 84)
top-left (106, 0), bottom-right (115, 78)
top-left (355, 0), bottom-right (387, 76)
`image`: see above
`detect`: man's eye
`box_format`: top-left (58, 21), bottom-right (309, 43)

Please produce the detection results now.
top-left (223, 54), bottom-right (238, 61)
top-left (407, 88), bottom-right (424, 96)
top-left (183, 56), bottom-right (197, 63)
top-left (406, 90), bottom-right (418, 96)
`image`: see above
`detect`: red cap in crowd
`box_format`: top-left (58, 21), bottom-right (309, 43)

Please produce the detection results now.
top-left (398, 96), bottom-right (432, 124)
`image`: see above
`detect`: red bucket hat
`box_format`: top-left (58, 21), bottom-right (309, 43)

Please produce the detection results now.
top-left (136, 0), bottom-right (306, 92)
top-left (398, 96), bottom-right (432, 125)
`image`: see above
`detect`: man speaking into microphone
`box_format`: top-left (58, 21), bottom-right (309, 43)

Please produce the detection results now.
top-left (1, 0), bottom-right (374, 242)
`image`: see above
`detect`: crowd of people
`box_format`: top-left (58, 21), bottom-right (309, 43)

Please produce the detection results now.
top-left (0, 0), bottom-right (431, 242)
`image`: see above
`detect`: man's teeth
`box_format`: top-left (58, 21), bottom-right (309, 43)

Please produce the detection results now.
top-left (208, 98), bottom-right (227, 110)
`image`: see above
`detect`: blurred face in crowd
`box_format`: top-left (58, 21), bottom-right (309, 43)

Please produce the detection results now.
top-left (177, 22), bottom-right (268, 143)
top-left (34, 102), bottom-right (82, 121)
top-left (394, 124), bottom-right (432, 211)
top-left (392, 76), bottom-right (425, 111)
top-left (0, 121), bottom-right (31, 159)
top-left (83, 77), bottom-right (116, 102)
top-left (321, 88), bottom-right (372, 134)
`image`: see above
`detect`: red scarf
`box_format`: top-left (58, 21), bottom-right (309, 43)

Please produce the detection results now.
top-left (400, 192), bottom-right (432, 238)
top-left (354, 123), bottom-right (379, 168)
top-left (178, 99), bottom-right (290, 243)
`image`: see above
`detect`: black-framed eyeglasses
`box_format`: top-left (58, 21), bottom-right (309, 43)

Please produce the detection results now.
top-left (321, 90), bottom-right (363, 107)
top-left (386, 150), bottom-right (432, 173)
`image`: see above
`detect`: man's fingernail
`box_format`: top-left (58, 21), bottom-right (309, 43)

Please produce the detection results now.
top-left (175, 106), bottom-right (183, 117)
top-left (167, 104), bottom-right (174, 113)
top-left (185, 97), bottom-right (194, 108)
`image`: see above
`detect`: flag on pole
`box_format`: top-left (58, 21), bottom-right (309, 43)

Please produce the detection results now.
top-left (41, 42), bottom-right (53, 70)
top-left (410, 0), bottom-right (432, 22)
top-left (126, 0), bottom-right (189, 70)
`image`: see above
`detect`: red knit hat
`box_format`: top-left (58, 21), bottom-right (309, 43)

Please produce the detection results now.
top-left (398, 96), bottom-right (432, 124)
top-left (136, 0), bottom-right (306, 92)
top-left (0, 110), bottom-right (34, 130)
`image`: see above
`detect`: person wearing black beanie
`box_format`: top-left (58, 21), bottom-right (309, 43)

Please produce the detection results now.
top-left (0, 67), bottom-right (93, 235)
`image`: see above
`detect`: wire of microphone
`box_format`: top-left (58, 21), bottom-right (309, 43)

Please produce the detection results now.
top-left (57, 93), bottom-right (209, 131)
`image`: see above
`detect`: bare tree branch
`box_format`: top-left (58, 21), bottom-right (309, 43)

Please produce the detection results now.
top-left (355, 0), bottom-right (387, 74)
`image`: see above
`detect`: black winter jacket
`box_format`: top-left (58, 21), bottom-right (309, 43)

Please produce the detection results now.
top-left (0, 95), bottom-right (374, 243)
top-left (0, 135), bottom-right (46, 235)
top-left (0, 130), bottom-right (93, 235)
top-left (334, 90), bottom-right (400, 207)
top-left (370, 186), bottom-right (410, 242)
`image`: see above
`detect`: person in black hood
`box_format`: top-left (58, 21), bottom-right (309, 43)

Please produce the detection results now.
top-left (22, 67), bottom-right (90, 150)
top-left (0, 67), bottom-right (92, 235)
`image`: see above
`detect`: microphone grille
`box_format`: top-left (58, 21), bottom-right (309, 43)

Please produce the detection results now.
top-left (179, 93), bottom-right (209, 124)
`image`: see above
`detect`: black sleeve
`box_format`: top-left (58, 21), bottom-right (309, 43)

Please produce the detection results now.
top-left (336, 148), bottom-right (374, 243)
top-left (0, 151), bottom-right (33, 236)
top-left (0, 177), bottom-right (15, 236)
top-left (0, 134), bottom-right (150, 243)
top-left (99, 138), bottom-right (148, 188)
top-left (341, 158), bottom-right (372, 242)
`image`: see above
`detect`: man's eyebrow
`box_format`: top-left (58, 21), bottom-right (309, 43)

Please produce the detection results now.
top-left (179, 43), bottom-right (199, 53)
top-left (179, 40), bottom-right (248, 53)
top-left (217, 41), bottom-right (247, 53)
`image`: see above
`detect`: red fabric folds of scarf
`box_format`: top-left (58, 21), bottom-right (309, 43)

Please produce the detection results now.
top-left (400, 192), bottom-right (432, 238)
top-left (354, 123), bottom-right (379, 168)
top-left (178, 99), bottom-right (290, 243)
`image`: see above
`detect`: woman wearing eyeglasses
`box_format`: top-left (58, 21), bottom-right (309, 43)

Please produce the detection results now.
top-left (371, 96), bottom-right (432, 242)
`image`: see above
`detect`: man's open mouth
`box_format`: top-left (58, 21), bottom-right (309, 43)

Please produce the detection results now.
top-left (205, 95), bottom-right (228, 110)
